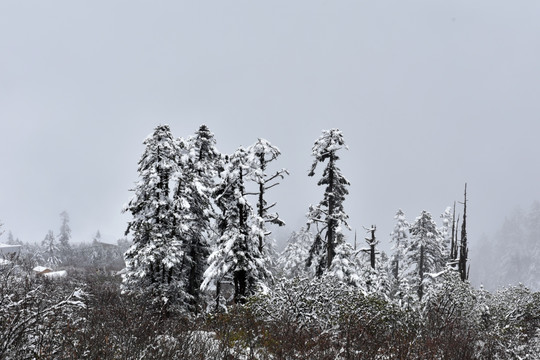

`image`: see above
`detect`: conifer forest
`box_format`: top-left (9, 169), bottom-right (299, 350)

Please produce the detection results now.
top-left (1, 124), bottom-right (539, 359)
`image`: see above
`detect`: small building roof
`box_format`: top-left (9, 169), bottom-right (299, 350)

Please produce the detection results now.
top-left (33, 266), bottom-right (53, 273)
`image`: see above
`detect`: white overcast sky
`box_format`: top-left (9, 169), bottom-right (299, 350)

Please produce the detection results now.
top-left (1, 1), bottom-right (539, 271)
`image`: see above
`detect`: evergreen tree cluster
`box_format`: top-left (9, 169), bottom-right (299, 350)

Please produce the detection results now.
top-left (123, 125), bottom-right (476, 315)
top-left (123, 125), bottom-right (286, 312)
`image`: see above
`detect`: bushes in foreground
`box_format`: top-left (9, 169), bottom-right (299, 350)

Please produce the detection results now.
top-left (1, 262), bottom-right (540, 359)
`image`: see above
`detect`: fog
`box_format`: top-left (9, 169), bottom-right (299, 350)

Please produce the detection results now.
top-left (1, 1), bottom-right (539, 286)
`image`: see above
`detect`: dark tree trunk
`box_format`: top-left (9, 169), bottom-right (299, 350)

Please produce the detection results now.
top-left (234, 269), bottom-right (247, 304)
top-left (234, 169), bottom-right (250, 304)
top-left (326, 157), bottom-right (336, 269)
top-left (215, 280), bottom-right (221, 312)
top-left (187, 239), bottom-right (201, 308)
top-left (258, 182), bottom-right (265, 253)
top-left (459, 183), bottom-right (469, 281)
top-left (418, 244), bottom-right (425, 300)
top-left (369, 226), bottom-right (376, 269)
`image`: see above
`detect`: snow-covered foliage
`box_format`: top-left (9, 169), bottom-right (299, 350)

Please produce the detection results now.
top-left (0, 263), bottom-right (86, 359)
top-left (388, 209), bottom-right (410, 295)
top-left (277, 227), bottom-right (314, 278)
top-left (202, 148), bottom-right (271, 304)
top-left (406, 210), bottom-right (444, 300)
top-left (175, 125), bottom-right (220, 310)
top-left (328, 240), bottom-right (360, 286)
top-left (123, 124), bottom-right (187, 309)
top-left (245, 138), bottom-right (287, 258)
top-left (306, 129), bottom-right (350, 274)
top-left (41, 230), bottom-right (61, 267)
top-left (247, 275), bottom-right (419, 358)
top-left (439, 206), bottom-right (453, 264)
top-left (57, 210), bottom-right (72, 262)
top-left (4, 122), bottom-right (540, 358)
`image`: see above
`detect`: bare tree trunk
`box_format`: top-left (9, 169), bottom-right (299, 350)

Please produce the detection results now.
top-left (459, 183), bottom-right (469, 281)
top-left (369, 226), bottom-right (376, 269)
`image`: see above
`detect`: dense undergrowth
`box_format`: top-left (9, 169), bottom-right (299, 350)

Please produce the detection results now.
top-left (2, 260), bottom-right (540, 360)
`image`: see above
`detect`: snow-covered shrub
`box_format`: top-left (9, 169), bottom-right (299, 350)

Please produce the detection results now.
top-left (419, 271), bottom-right (479, 358)
top-left (475, 284), bottom-right (540, 359)
top-left (246, 276), bottom-right (419, 359)
top-left (0, 262), bottom-right (86, 359)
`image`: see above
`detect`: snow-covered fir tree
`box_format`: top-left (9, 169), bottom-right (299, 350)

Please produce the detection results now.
top-left (439, 206), bottom-right (454, 268)
top-left (202, 148), bottom-right (270, 304)
top-left (123, 124), bottom-right (186, 309)
top-left (406, 210), bottom-right (443, 301)
top-left (174, 125), bottom-right (220, 310)
top-left (57, 211), bottom-right (72, 262)
top-left (42, 230), bottom-right (60, 267)
top-left (6, 231), bottom-right (22, 245)
top-left (6, 231), bottom-right (13, 244)
top-left (278, 227), bottom-right (314, 279)
top-left (389, 209), bottom-right (410, 281)
top-left (306, 129), bottom-right (350, 275)
top-left (327, 238), bottom-right (361, 287)
top-left (92, 230), bottom-right (102, 244)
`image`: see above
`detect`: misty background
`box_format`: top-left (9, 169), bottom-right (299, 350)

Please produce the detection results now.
top-left (1, 1), bottom-right (539, 289)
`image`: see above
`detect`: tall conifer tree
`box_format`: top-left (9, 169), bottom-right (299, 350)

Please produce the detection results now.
top-left (176, 125), bottom-right (220, 310)
top-left (407, 210), bottom-right (443, 300)
top-left (202, 148), bottom-right (270, 304)
top-left (57, 211), bottom-right (72, 262)
top-left (123, 125), bottom-right (186, 309)
top-left (306, 129), bottom-right (350, 274)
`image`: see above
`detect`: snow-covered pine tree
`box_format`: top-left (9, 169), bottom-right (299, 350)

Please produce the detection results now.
top-left (246, 138), bottom-right (287, 254)
top-left (328, 237), bottom-right (361, 287)
top-left (202, 148), bottom-right (270, 304)
top-left (123, 124), bottom-right (186, 308)
top-left (93, 230), bottom-right (101, 244)
top-left (6, 231), bottom-right (14, 245)
top-left (174, 125), bottom-right (220, 310)
top-left (389, 209), bottom-right (410, 280)
top-left (278, 227), bottom-right (314, 279)
top-left (406, 210), bottom-right (443, 301)
top-left (42, 230), bottom-right (60, 267)
top-left (306, 129), bottom-right (350, 275)
top-left (57, 211), bottom-right (72, 263)
top-left (91, 230), bottom-right (106, 271)
top-left (439, 206), bottom-right (454, 268)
